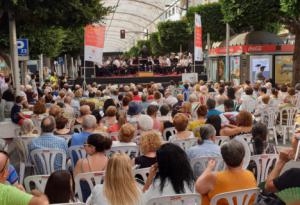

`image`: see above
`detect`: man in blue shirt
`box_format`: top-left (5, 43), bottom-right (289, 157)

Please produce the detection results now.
top-left (28, 116), bottom-right (68, 174)
top-left (71, 114), bottom-right (97, 146)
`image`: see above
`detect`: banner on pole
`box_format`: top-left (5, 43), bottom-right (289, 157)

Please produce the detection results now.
top-left (84, 25), bottom-right (105, 63)
top-left (194, 14), bottom-right (203, 62)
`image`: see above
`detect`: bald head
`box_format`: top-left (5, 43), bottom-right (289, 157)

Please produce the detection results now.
top-left (41, 116), bottom-right (56, 133)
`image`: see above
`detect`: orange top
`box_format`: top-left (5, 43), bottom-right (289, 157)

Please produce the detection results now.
top-left (202, 169), bottom-right (257, 205)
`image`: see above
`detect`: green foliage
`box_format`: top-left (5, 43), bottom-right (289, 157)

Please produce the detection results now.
top-left (149, 32), bottom-right (163, 56)
top-left (0, 0), bottom-right (111, 58)
top-left (1, 0), bottom-right (111, 28)
top-left (157, 20), bottom-right (192, 53)
top-left (136, 40), bottom-right (151, 55)
top-left (220, 0), bottom-right (281, 33)
top-left (61, 27), bottom-right (84, 56)
top-left (128, 46), bottom-right (139, 57)
top-left (186, 3), bottom-right (226, 42)
top-left (280, 0), bottom-right (300, 18)
top-left (19, 26), bottom-right (66, 58)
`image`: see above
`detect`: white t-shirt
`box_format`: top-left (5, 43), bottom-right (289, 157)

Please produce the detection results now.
top-left (87, 184), bottom-right (143, 205)
top-left (142, 179), bottom-right (194, 204)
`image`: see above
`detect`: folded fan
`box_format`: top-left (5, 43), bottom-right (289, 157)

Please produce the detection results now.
top-left (275, 187), bottom-right (300, 204)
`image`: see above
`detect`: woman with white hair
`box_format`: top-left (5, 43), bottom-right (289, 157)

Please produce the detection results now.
top-left (189, 94), bottom-right (200, 120)
top-left (20, 118), bottom-right (38, 137)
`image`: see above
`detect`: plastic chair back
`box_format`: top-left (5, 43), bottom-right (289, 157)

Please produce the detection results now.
top-left (30, 149), bottom-right (66, 175)
top-left (234, 136), bottom-right (251, 169)
top-left (146, 193), bottom-right (201, 205)
top-left (215, 136), bottom-right (230, 146)
top-left (24, 175), bottom-right (49, 193)
top-left (280, 107), bottom-right (298, 127)
top-left (172, 138), bottom-right (198, 151)
top-left (250, 154), bottom-right (278, 185)
top-left (190, 156), bottom-right (224, 178)
top-left (73, 124), bottom-right (83, 133)
top-left (74, 171), bottom-right (105, 202)
top-left (69, 146), bottom-right (87, 168)
top-left (210, 188), bottom-right (260, 205)
top-left (163, 127), bottom-right (177, 141)
top-left (108, 145), bottom-right (139, 159)
top-left (134, 167), bottom-right (150, 183)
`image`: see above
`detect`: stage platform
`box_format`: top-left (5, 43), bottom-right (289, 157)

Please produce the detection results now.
top-left (71, 73), bottom-right (207, 85)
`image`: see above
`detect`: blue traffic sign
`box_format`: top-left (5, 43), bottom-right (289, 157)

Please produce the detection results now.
top-left (58, 57), bottom-right (64, 65)
top-left (17, 39), bottom-right (29, 56)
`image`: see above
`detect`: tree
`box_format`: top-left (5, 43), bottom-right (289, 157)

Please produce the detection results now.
top-left (220, 0), bottom-right (300, 85)
top-left (220, 0), bottom-right (280, 33)
top-left (280, 0), bottom-right (300, 85)
top-left (128, 46), bottom-right (139, 57)
top-left (0, 0), bottom-right (110, 56)
top-left (136, 39), bottom-right (152, 56)
top-left (157, 20), bottom-right (192, 53)
top-left (149, 32), bottom-right (163, 56)
top-left (186, 3), bottom-right (226, 43)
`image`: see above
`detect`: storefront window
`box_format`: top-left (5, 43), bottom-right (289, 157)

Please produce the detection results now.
top-left (275, 55), bottom-right (293, 85)
top-left (249, 55), bottom-right (272, 83)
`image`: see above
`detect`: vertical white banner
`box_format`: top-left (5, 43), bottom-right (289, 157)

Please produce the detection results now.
top-left (194, 14), bottom-right (203, 62)
top-left (84, 25), bottom-right (105, 63)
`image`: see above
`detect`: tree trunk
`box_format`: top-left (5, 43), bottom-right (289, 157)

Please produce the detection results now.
top-left (292, 27), bottom-right (300, 86)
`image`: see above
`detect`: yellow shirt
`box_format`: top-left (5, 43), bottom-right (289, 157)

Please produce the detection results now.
top-left (187, 119), bottom-right (205, 138)
top-left (188, 119), bottom-right (206, 131)
top-left (202, 169), bottom-right (257, 205)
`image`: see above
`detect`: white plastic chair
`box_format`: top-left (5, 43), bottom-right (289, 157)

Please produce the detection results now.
top-left (279, 107), bottom-right (298, 144)
top-left (235, 134), bottom-right (254, 154)
top-left (24, 175), bottom-right (49, 193)
top-left (249, 154), bottom-right (278, 185)
top-left (68, 146), bottom-right (87, 168)
top-left (30, 149), bottom-right (67, 175)
top-left (261, 108), bottom-right (279, 145)
top-left (108, 132), bottom-right (119, 140)
top-left (190, 156), bottom-right (224, 178)
top-left (295, 93), bottom-right (300, 110)
top-left (74, 171), bottom-right (105, 202)
top-left (134, 167), bottom-right (150, 183)
top-left (146, 193), bottom-right (201, 205)
top-left (73, 124), bottom-right (83, 133)
top-left (163, 127), bottom-right (177, 141)
top-left (210, 188), bottom-right (259, 205)
top-left (234, 136), bottom-right (251, 169)
top-left (13, 135), bottom-right (35, 184)
top-left (172, 138), bottom-right (198, 151)
top-left (108, 145), bottom-right (139, 158)
top-left (215, 136), bottom-right (230, 146)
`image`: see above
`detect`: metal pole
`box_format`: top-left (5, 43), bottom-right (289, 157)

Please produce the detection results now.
top-left (39, 54), bottom-right (43, 86)
top-left (8, 10), bottom-right (20, 93)
top-left (207, 33), bottom-right (211, 80)
top-left (64, 54), bottom-right (67, 76)
top-left (83, 61), bottom-right (86, 90)
top-left (71, 57), bottom-right (74, 80)
top-left (225, 23), bottom-right (230, 81)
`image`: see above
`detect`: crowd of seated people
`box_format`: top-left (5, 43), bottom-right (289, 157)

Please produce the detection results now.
top-left (96, 53), bottom-right (193, 77)
top-left (1, 77), bottom-right (300, 205)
